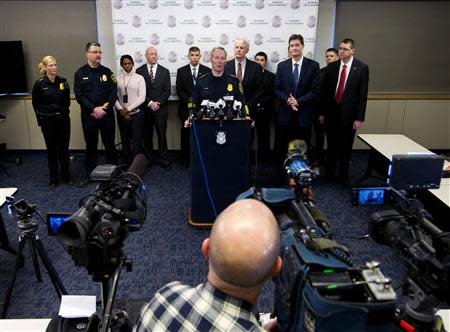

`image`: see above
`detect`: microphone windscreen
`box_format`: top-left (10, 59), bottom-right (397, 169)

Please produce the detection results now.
top-left (127, 153), bottom-right (151, 179)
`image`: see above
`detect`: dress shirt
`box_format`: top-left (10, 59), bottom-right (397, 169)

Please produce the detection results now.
top-left (291, 56), bottom-right (304, 82)
top-left (115, 69), bottom-right (146, 115)
top-left (335, 56), bottom-right (353, 95)
top-left (146, 62), bottom-right (159, 107)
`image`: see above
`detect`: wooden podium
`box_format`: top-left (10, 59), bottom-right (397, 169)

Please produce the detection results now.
top-left (189, 119), bottom-right (252, 227)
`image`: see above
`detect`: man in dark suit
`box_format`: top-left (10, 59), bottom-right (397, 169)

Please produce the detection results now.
top-left (312, 47), bottom-right (339, 166)
top-left (254, 51), bottom-right (276, 165)
top-left (319, 38), bottom-right (369, 184)
top-left (176, 46), bottom-right (211, 169)
top-left (274, 34), bottom-right (320, 161)
top-left (136, 46), bottom-right (171, 170)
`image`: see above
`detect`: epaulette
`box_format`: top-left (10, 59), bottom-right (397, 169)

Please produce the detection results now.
top-left (227, 74), bottom-right (239, 81)
top-left (197, 73), bottom-right (209, 81)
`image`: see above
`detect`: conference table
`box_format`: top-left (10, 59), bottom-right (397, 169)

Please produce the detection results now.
top-left (357, 134), bottom-right (450, 229)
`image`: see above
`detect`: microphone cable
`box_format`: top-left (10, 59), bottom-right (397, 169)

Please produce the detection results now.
top-left (192, 120), bottom-right (218, 218)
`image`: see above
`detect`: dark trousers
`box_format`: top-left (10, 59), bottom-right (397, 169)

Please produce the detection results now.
top-left (143, 107), bottom-right (168, 161)
top-left (324, 113), bottom-right (356, 180)
top-left (312, 117), bottom-right (326, 164)
top-left (41, 114), bottom-right (70, 180)
top-left (117, 110), bottom-right (145, 166)
top-left (180, 119), bottom-right (190, 164)
top-left (275, 119), bottom-right (312, 162)
top-left (254, 112), bottom-right (272, 163)
top-left (81, 110), bottom-right (117, 175)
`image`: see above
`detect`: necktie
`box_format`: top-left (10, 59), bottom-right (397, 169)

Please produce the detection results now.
top-left (192, 67), bottom-right (197, 85)
top-left (293, 63), bottom-right (299, 91)
top-left (335, 64), bottom-right (347, 103)
top-left (149, 65), bottom-right (154, 82)
top-left (237, 62), bottom-right (243, 82)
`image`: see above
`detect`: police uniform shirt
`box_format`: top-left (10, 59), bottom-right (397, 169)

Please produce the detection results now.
top-left (193, 73), bottom-right (246, 106)
top-left (32, 75), bottom-right (70, 116)
top-left (74, 64), bottom-right (117, 113)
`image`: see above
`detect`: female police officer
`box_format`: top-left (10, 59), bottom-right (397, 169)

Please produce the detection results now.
top-left (32, 56), bottom-right (71, 187)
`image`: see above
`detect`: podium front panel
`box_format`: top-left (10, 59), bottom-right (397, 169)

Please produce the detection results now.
top-left (190, 120), bottom-right (251, 224)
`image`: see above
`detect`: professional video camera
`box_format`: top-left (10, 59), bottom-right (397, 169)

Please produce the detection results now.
top-left (238, 140), bottom-right (397, 332)
top-left (52, 162), bottom-right (147, 332)
top-left (187, 97), bottom-right (246, 121)
top-left (357, 154), bottom-right (450, 332)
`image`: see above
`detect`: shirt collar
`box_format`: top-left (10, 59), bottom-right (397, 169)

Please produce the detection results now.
top-left (341, 56), bottom-right (353, 69)
top-left (291, 56), bottom-right (304, 67)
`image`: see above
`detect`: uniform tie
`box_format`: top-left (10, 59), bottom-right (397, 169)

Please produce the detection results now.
top-left (293, 63), bottom-right (299, 91)
top-left (192, 67), bottom-right (197, 85)
top-left (149, 65), bottom-right (155, 83)
top-left (335, 64), bottom-right (347, 103)
top-left (237, 62), bottom-right (243, 82)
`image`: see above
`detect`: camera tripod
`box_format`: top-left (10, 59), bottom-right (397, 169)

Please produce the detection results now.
top-left (1, 217), bottom-right (67, 318)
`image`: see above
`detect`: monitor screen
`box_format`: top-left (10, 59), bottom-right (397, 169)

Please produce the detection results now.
top-left (0, 41), bottom-right (28, 95)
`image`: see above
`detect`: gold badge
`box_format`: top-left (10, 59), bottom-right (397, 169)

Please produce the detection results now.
top-left (102, 74), bottom-right (107, 82)
top-left (227, 84), bottom-right (233, 92)
top-left (59, 83), bottom-right (65, 90)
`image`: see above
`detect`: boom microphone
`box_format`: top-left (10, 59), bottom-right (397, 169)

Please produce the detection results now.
top-left (127, 153), bottom-right (151, 180)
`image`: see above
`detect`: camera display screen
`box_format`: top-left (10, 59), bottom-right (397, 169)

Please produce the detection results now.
top-left (352, 188), bottom-right (387, 206)
top-left (47, 213), bottom-right (71, 235)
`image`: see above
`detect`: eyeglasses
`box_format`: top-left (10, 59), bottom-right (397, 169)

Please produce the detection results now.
top-left (339, 47), bottom-right (352, 52)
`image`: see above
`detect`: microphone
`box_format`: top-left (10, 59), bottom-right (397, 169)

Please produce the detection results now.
top-left (187, 97), bottom-right (196, 118)
top-left (216, 99), bottom-right (226, 119)
top-left (208, 101), bottom-right (217, 118)
top-left (233, 100), bottom-right (243, 118)
top-left (127, 153), bottom-right (151, 179)
top-left (196, 99), bottom-right (209, 119)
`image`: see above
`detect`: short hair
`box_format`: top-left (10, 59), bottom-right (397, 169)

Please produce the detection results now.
top-left (254, 51), bottom-right (267, 61)
top-left (85, 42), bottom-right (101, 52)
top-left (234, 38), bottom-right (249, 50)
top-left (341, 38), bottom-right (355, 49)
top-left (188, 46), bottom-right (200, 54)
top-left (326, 48), bottom-right (338, 55)
top-left (288, 34), bottom-right (304, 46)
top-left (38, 55), bottom-right (56, 75)
top-left (211, 46), bottom-right (227, 58)
top-left (120, 54), bottom-right (134, 66)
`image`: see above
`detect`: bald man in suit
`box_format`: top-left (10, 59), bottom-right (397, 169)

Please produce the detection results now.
top-left (319, 38), bottom-right (369, 184)
top-left (136, 46), bottom-right (171, 170)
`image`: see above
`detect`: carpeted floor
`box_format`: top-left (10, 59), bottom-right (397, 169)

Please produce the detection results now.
top-left (0, 150), bottom-right (406, 320)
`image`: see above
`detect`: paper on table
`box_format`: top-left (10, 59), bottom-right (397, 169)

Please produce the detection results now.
top-left (58, 295), bottom-right (96, 318)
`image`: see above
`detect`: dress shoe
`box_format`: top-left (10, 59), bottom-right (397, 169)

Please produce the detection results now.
top-left (163, 163), bottom-right (172, 171)
top-left (49, 179), bottom-right (57, 188)
top-left (61, 174), bottom-right (73, 185)
top-left (78, 178), bottom-right (90, 187)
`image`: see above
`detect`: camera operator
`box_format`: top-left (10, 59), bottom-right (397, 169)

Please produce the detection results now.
top-left (133, 199), bottom-right (282, 332)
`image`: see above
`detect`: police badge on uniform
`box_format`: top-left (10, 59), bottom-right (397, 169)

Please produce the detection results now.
top-left (215, 130), bottom-right (227, 145)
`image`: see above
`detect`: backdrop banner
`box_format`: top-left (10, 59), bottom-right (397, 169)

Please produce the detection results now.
top-left (111, 0), bottom-right (320, 99)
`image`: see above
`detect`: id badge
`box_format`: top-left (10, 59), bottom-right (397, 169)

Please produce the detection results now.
top-left (123, 94), bottom-right (128, 103)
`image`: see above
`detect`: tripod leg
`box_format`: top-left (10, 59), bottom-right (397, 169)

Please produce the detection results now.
top-left (33, 237), bottom-right (68, 298)
top-left (1, 237), bottom-right (26, 318)
top-left (29, 237), bottom-right (42, 282)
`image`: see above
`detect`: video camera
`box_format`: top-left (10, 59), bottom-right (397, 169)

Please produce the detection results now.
top-left (56, 164), bottom-right (147, 277)
top-left (238, 140), bottom-right (397, 332)
top-left (355, 154), bottom-right (450, 331)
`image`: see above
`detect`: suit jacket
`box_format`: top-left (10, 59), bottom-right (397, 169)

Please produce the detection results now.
top-left (258, 69), bottom-right (276, 116)
top-left (136, 63), bottom-right (171, 111)
top-left (275, 57), bottom-right (320, 127)
top-left (176, 63), bottom-right (211, 119)
top-left (224, 58), bottom-right (263, 112)
top-left (320, 57), bottom-right (369, 126)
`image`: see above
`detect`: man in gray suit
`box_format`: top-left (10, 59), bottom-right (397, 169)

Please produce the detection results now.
top-left (136, 47), bottom-right (172, 170)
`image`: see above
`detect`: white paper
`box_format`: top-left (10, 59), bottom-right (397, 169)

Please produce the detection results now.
top-left (58, 295), bottom-right (96, 318)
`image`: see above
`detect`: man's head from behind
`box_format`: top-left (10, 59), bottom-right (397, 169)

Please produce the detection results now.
top-left (202, 199), bottom-right (281, 302)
